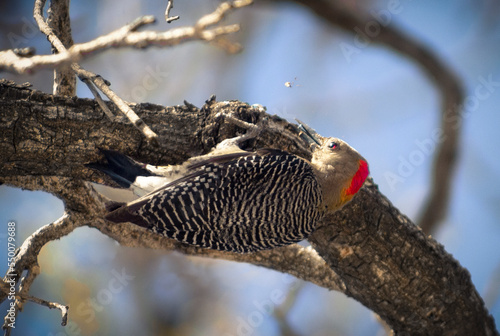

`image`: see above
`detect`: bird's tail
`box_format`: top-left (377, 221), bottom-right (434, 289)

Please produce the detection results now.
top-left (87, 149), bottom-right (152, 227)
top-left (87, 149), bottom-right (154, 188)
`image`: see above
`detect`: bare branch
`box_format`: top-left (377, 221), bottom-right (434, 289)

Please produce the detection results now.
top-left (0, 49), bottom-right (70, 74)
top-left (26, 296), bottom-right (69, 326)
top-left (0, 211), bottom-right (81, 292)
top-left (33, 0), bottom-right (67, 52)
top-left (47, 0), bottom-right (75, 96)
top-left (0, 177), bottom-right (107, 302)
top-left (0, 177), bottom-right (109, 331)
top-left (79, 77), bottom-right (116, 121)
top-left (18, 0), bottom-right (253, 144)
top-left (2, 264), bottom-right (40, 334)
top-left (165, 0), bottom-right (180, 23)
top-left (17, 264), bottom-right (41, 309)
top-left (195, 0), bottom-right (252, 29)
top-left (2, 265), bottom-right (68, 333)
top-left (1, 212), bottom-right (77, 334)
top-left (1, 1), bottom-right (251, 75)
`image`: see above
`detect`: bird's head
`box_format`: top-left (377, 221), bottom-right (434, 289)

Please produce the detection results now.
top-left (310, 137), bottom-right (369, 212)
top-left (296, 120), bottom-right (369, 212)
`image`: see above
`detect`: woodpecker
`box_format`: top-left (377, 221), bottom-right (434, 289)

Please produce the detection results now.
top-left (90, 126), bottom-right (369, 253)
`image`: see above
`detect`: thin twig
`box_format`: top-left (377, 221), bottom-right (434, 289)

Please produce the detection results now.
top-left (2, 286), bottom-right (69, 332)
top-left (79, 77), bottom-right (116, 121)
top-left (2, 264), bottom-right (41, 334)
top-left (195, 0), bottom-right (252, 30)
top-left (128, 15), bottom-right (156, 31)
top-left (17, 264), bottom-right (41, 309)
top-left (0, 178), bottom-right (105, 334)
top-left (27, 296), bottom-right (69, 326)
top-left (76, 68), bottom-right (159, 144)
top-left (23, 0), bottom-right (255, 144)
top-left (0, 49), bottom-right (71, 73)
top-left (165, 0), bottom-right (180, 23)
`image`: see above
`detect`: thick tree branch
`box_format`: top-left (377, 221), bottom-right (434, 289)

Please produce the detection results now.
top-left (0, 81), bottom-right (496, 335)
top-left (310, 180), bottom-right (497, 335)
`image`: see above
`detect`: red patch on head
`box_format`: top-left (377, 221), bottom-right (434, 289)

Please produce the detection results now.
top-left (345, 160), bottom-right (369, 196)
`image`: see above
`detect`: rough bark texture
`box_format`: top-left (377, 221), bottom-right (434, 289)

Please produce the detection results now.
top-left (47, 0), bottom-right (76, 96)
top-left (0, 80), bottom-right (497, 335)
top-left (310, 185), bottom-right (495, 335)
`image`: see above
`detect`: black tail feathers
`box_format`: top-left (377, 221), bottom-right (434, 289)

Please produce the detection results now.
top-left (104, 201), bottom-right (149, 227)
top-left (87, 149), bottom-right (154, 188)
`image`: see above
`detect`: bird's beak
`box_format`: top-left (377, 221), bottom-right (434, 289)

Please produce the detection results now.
top-left (295, 119), bottom-right (322, 149)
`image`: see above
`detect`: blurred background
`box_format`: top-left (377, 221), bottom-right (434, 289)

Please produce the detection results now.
top-left (1, 0), bottom-right (499, 335)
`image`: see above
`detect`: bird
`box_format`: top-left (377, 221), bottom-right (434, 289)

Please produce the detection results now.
top-left (89, 125), bottom-right (369, 253)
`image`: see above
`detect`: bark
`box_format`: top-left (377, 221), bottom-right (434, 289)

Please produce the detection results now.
top-left (47, 0), bottom-right (76, 96)
top-left (0, 80), bottom-right (497, 335)
top-left (311, 186), bottom-right (496, 335)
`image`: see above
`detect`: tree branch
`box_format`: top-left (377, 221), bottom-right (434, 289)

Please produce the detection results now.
top-left (0, 0), bottom-right (251, 75)
top-left (1, 211), bottom-right (82, 334)
top-left (0, 81), bottom-right (496, 335)
top-left (165, 0), bottom-right (180, 23)
top-left (310, 180), bottom-right (497, 335)
top-left (33, 0), bottom-right (160, 144)
top-left (47, 0), bottom-right (75, 96)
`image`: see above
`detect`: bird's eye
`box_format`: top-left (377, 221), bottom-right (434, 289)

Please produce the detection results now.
top-left (328, 141), bottom-right (338, 150)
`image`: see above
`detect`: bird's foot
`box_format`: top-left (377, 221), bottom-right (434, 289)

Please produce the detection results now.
top-left (214, 109), bottom-right (264, 152)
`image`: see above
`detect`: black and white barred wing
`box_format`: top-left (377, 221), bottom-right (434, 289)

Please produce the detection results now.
top-left (105, 156), bottom-right (231, 231)
top-left (209, 153), bottom-right (323, 252)
top-left (106, 151), bottom-right (323, 252)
